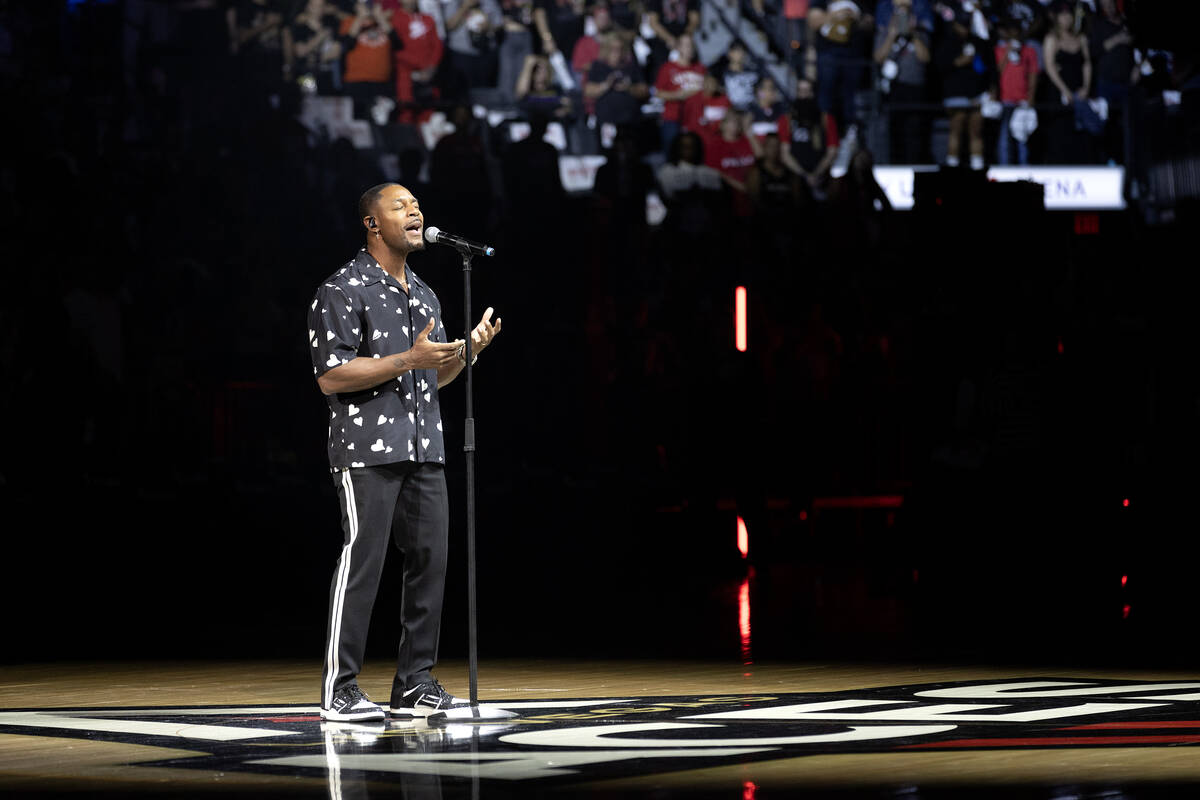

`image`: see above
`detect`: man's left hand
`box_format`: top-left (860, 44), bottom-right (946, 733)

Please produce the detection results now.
top-left (465, 307), bottom-right (502, 358)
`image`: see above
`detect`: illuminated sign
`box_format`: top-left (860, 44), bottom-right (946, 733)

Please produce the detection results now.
top-left (874, 166), bottom-right (1127, 210)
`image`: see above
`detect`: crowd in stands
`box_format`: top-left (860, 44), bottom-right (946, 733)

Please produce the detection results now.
top-left (188, 0), bottom-right (1188, 258)
top-left (0, 0), bottom-right (1186, 510)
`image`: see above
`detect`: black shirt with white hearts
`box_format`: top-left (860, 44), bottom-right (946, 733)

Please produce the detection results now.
top-left (308, 249), bottom-right (448, 472)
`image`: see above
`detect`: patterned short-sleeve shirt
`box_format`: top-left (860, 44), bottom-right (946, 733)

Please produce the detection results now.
top-left (308, 249), bottom-right (448, 471)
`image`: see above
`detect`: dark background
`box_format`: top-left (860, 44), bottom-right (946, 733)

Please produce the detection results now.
top-left (2, 0), bottom-right (1199, 674)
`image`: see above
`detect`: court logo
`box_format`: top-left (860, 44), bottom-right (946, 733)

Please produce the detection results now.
top-left (2, 679), bottom-right (1199, 785)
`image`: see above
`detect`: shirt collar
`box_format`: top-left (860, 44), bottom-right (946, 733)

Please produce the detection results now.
top-left (351, 248), bottom-right (423, 292)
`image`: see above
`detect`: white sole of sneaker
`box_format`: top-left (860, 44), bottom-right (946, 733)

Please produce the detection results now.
top-left (320, 709), bottom-right (386, 722)
top-left (388, 704), bottom-right (468, 718)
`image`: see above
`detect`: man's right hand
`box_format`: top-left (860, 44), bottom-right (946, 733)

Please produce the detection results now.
top-left (402, 317), bottom-right (465, 370)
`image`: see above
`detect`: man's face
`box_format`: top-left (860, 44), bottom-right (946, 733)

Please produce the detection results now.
top-left (369, 184), bottom-right (425, 252)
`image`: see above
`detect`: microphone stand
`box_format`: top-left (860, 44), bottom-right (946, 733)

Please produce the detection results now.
top-left (431, 247), bottom-right (515, 723)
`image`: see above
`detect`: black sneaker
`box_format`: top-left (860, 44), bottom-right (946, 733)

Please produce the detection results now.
top-left (321, 684), bottom-right (385, 722)
top-left (390, 679), bottom-right (470, 717)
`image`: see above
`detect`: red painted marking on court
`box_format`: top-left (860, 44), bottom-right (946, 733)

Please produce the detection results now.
top-left (1060, 721), bottom-right (1200, 730)
top-left (899, 734), bottom-right (1200, 749)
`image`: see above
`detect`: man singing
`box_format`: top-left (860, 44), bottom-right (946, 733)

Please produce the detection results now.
top-left (308, 183), bottom-right (501, 721)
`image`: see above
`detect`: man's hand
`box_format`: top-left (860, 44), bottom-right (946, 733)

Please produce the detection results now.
top-left (438, 308), bottom-right (501, 387)
top-left (405, 317), bottom-right (465, 370)
top-left (464, 307), bottom-right (502, 358)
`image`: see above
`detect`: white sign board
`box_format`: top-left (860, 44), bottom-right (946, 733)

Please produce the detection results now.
top-left (559, 155), bottom-right (609, 194)
top-left (873, 166), bottom-right (1126, 210)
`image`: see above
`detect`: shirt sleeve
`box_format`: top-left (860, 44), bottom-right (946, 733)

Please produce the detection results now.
top-left (654, 62), bottom-right (674, 92)
top-left (309, 283), bottom-right (363, 377)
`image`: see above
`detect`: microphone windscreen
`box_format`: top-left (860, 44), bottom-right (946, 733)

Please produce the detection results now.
top-left (424, 227), bottom-right (441, 244)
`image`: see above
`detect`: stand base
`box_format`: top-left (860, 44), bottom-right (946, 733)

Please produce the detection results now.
top-left (427, 704), bottom-right (518, 723)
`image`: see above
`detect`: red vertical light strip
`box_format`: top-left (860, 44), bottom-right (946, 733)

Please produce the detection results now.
top-left (738, 576), bottom-right (752, 665)
top-left (736, 515), bottom-right (749, 558)
top-left (742, 780), bottom-right (758, 800)
top-left (735, 286), bottom-right (748, 352)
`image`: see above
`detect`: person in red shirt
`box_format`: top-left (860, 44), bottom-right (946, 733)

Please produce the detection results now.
top-left (391, 0), bottom-right (444, 122)
top-left (993, 16), bottom-right (1039, 165)
top-left (571, 1), bottom-right (613, 79)
top-left (700, 110), bottom-right (760, 217)
top-left (681, 72), bottom-right (731, 134)
top-left (653, 34), bottom-right (705, 155)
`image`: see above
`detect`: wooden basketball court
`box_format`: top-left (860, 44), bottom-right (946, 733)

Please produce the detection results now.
top-left (3, 659), bottom-right (1200, 797)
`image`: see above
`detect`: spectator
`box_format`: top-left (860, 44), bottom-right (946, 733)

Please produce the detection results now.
top-left (515, 52), bottom-right (573, 119)
top-left (502, 113), bottom-right (567, 212)
top-left (748, 75), bottom-right (791, 141)
top-left (701, 110), bottom-right (760, 216)
top-left (584, 34), bottom-right (649, 147)
top-left (992, 15), bottom-right (1038, 165)
top-left (746, 132), bottom-right (806, 226)
top-left (431, 103), bottom-right (493, 229)
top-left (535, 0), bottom-right (585, 58)
top-left (657, 129), bottom-right (724, 236)
top-left (340, 1), bottom-right (400, 119)
top-left (874, 0), bottom-right (932, 164)
top-left (497, 0), bottom-right (537, 102)
top-left (653, 34), bottom-right (705, 155)
top-left (645, 0), bottom-right (700, 81)
top-left (1042, 0), bottom-right (1094, 163)
top-left (824, 145), bottom-right (891, 251)
top-left (592, 127), bottom-right (656, 259)
top-left (786, 77), bottom-right (836, 193)
top-left (571, 1), bottom-right (614, 120)
top-left (571, 1), bottom-right (614, 82)
top-left (934, 1), bottom-right (991, 169)
top-left (228, 0), bottom-right (285, 60)
top-left (681, 71), bottom-right (731, 134)
top-left (719, 40), bottom-right (759, 111)
top-left (606, 0), bottom-right (642, 40)
top-left (656, 130), bottom-right (725, 281)
top-left (391, 0), bottom-right (443, 119)
top-left (284, 0), bottom-right (345, 94)
top-left (227, 0), bottom-right (286, 110)
top-left (444, 0), bottom-right (502, 95)
top-left (1089, 0), bottom-right (1137, 163)
top-left (807, 0), bottom-right (876, 134)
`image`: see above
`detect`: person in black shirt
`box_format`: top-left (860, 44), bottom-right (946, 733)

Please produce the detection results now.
top-left (535, 0), bottom-right (585, 56)
top-left (309, 183), bottom-right (502, 721)
top-left (934, 1), bottom-right (990, 169)
top-left (807, 0), bottom-right (876, 134)
top-left (585, 34), bottom-right (649, 142)
top-left (645, 0), bottom-right (699, 82)
top-left (1090, 0), bottom-right (1137, 162)
top-left (284, 0), bottom-right (345, 93)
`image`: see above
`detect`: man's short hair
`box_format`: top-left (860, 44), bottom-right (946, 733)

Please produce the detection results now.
top-left (357, 183), bottom-right (398, 222)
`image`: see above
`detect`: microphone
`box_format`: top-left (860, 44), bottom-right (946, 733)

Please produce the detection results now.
top-left (424, 227), bottom-right (496, 257)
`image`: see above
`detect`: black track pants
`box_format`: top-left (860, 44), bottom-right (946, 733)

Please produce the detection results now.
top-left (321, 462), bottom-right (449, 708)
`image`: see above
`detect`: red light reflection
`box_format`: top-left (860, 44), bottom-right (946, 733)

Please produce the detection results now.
top-left (739, 576), bottom-right (752, 665)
